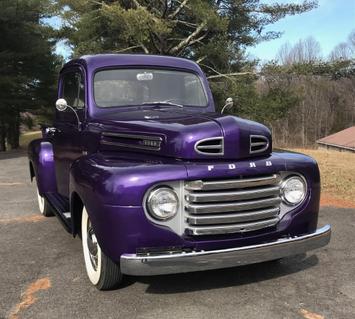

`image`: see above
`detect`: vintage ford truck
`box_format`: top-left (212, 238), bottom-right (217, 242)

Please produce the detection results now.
top-left (28, 54), bottom-right (331, 290)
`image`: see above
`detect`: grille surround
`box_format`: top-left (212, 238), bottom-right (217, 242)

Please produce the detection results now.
top-left (194, 137), bottom-right (224, 156)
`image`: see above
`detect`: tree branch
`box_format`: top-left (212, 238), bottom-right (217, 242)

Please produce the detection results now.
top-left (196, 55), bottom-right (207, 64)
top-left (162, 0), bottom-right (168, 17)
top-left (169, 21), bottom-right (207, 54)
top-left (140, 43), bottom-right (149, 54)
top-left (112, 45), bottom-right (148, 53)
top-left (171, 19), bottom-right (197, 28)
top-left (188, 32), bottom-right (208, 46)
top-left (207, 72), bottom-right (253, 80)
top-left (168, 0), bottom-right (189, 19)
top-left (198, 63), bottom-right (253, 81)
top-left (131, 0), bottom-right (141, 8)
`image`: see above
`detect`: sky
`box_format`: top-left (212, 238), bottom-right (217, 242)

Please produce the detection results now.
top-left (54, 0), bottom-right (355, 61)
top-left (247, 0), bottom-right (355, 61)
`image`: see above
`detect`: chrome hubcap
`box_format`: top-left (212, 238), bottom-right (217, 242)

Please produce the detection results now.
top-left (37, 190), bottom-right (45, 213)
top-left (87, 220), bottom-right (98, 270)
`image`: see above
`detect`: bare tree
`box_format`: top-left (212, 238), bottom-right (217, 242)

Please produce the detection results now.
top-left (303, 37), bottom-right (321, 62)
top-left (277, 42), bottom-right (293, 65)
top-left (329, 42), bottom-right (353, 61)
top-left (348, 30), bottom-right (355, 52)
top-left (276, 36), bottom-right (321, 64)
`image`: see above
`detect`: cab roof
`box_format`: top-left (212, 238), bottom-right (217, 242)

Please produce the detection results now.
top-left (62, 54), bottom-right (203, 75)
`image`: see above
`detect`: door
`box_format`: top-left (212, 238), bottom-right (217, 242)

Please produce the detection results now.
top-left (52, 68), bottom-right (86, 198)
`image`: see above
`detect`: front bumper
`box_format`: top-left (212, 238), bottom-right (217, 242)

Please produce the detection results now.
top-left (120, 224), bottom-right (331, 276)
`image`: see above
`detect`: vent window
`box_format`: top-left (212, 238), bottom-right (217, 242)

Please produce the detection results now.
top-left (250, 135), bottom-right (269, 154)
top-left (195, 137), bottom-right (224, 155)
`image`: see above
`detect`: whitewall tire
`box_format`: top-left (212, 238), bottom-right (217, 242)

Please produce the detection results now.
top-left (81, 207), bottom-right (123, 290)
top-left (35, 180), bottom-right (54, 217)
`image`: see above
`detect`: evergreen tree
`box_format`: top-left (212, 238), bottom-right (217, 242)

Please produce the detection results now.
top-left (0, 0), bottom-right (60, 151)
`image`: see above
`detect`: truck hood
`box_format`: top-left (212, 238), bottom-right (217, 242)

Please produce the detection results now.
top-left (94, 107), bottom-right (272, 160)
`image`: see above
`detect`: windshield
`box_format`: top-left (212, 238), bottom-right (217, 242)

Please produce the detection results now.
top-left (94, 68), bottom-right (208, 108)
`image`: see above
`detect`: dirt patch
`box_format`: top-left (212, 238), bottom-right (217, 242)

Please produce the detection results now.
top-left (320, 193), bottom-right (355, 209)
top-left (8, 277), bottom-right (51, 319)
top-left (0, 182), bottom-right (25, 186)
top-left (299, 309), bottom-right (324, 319)
top-left (0, 214), bottom-right (45, 225)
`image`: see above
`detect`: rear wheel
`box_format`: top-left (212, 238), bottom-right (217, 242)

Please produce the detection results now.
top-left (81, 207), bottom-right (123, 290)
top-left (35, 180), bottom-right (54, 217)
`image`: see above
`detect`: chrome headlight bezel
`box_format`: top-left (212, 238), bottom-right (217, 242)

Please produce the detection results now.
top-left (281, 175), bottom-right (307, 206)
top-left (146, 186), bottom-right (179, 221)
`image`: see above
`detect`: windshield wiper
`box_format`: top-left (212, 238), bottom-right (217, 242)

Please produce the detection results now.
top-left (141, 101), bottom-right (184, 108)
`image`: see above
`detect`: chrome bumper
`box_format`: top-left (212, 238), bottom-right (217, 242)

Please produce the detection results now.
top-left (120, 225), bottom-right (331, 276)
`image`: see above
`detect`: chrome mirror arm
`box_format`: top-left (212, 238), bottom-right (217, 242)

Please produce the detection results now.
top-left (65, 104), bottom-right (82, 131)
top-left (221, 97), bottom-right (234, 114)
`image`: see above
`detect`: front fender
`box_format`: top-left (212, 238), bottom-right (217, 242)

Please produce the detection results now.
top-left (69, 153), bottom-right (188, 259)
top-left (28, 139), bottom-right (57, 195)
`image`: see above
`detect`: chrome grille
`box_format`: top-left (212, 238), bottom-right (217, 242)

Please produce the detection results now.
top-left (250, 135), bottom-right (269, 154)
top-left (194, 137), bottom-right (224, 155)
top-left (184, 174), bottom-right (281, 236)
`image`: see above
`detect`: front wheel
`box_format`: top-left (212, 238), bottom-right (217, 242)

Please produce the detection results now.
top-left (35, 180), bottom-right (54, 217)
top-left (81, 207), bottom-right (123, 290)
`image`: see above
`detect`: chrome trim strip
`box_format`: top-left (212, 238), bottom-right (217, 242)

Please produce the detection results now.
top-left (194, 137), bottom-right (224, 156)
top-left (186, 207), bottom-right (280, 225)
top-left (185, 186), bottom-right (280, 203)
top-left (101, 140), bottom-right (161, 151)
top-left (185, 174), bottom-right (281, 191)
top-left (196, 145), bottom-right (223, 150)
top-left (186, 197), bottom-right (281, 214)
top-left (102, 132), bottom-right (163, 141)
top-left (186, 217), bottom-right (280, 235)
top-left (120, 225), bottom-right (331, 276)
top-left (250, 135), bottom-right (269, 154)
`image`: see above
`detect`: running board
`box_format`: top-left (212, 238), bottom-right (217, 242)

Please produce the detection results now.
top-left (44, 192), bottom-right (72, 233)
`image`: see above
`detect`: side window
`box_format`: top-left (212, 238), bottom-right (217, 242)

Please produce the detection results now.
top-left (62, 71), bottom-right (85, 109)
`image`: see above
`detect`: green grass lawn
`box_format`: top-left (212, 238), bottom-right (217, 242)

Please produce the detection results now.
top-left (20, 131), bottom-right (42, 149)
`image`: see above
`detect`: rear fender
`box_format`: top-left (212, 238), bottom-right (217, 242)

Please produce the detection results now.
top-left (28, 139), bottom-right (57, 195)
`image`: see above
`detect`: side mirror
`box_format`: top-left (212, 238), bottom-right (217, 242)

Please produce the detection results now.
top-left (221, 97), bottom-right (234, 114)
top-left (55, 98), bottom-right (82, 130)
top-left (56, 98), bottom-right (68, 112)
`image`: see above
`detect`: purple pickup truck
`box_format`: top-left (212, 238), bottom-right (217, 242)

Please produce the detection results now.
top-left (28, 54), bottom-right (331, 290)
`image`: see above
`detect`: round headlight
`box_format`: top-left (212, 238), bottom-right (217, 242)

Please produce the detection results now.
top-left (147, 187), bottom-right (179, 220)
top-left (281, 176), bottom-right (307, 205)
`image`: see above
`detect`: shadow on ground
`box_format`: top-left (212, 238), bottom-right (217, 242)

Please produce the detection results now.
top-left (132, 254), bottom-right (318, 294)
